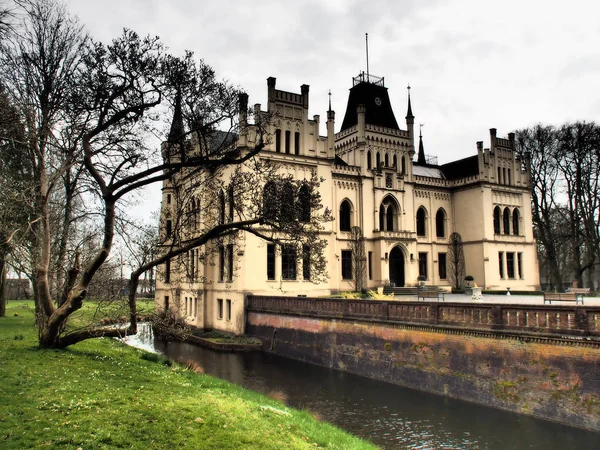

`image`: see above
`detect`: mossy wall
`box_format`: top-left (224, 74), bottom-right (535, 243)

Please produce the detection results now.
top-left (247, 312), bottom-right (600, 431)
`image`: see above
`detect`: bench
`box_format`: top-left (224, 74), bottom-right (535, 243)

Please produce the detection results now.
top-left (567, 287), bottom-right (590, 295)
top-left (417, 288), bottom-right (445, 302)
top-left (543, 292), bottom-right (584, 305)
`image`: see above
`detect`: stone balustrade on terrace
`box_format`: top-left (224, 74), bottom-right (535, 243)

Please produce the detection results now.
top-left (247, 295), bottom-right (600, 339)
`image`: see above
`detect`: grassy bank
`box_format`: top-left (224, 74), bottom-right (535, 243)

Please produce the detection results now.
top-left (0, 301), bottom-right (377, 449)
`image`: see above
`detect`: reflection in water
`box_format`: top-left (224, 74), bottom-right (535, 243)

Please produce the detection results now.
top-left (123, 326), bottom-right (599, 449)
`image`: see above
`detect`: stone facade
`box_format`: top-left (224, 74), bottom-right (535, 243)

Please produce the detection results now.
top-left (155, 72), bottom-right (540, 333)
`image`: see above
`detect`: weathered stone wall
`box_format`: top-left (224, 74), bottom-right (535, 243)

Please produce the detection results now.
top-left (247, 311), bottom-right (600, 431)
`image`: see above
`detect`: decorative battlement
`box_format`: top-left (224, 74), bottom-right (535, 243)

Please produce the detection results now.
top-left (353, 71), bottom-right (385, 87)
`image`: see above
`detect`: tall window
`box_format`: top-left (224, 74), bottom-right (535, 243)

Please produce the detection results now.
top-left (517, 252), bottom-right (523, 279)
top-left (341, 250), bottom-right (352, 280)
top-left (438, 253), bottom-right (447, 279)
top-left (499, 252), bottom-right (505, 278)
top-left (435, 208), bottom-right (445, 238)
top-left (507, 252), bottom-right (515, 278)
top-left (275, 129), bottom-right (281, 152)
top-left (280, 182), bottom-right (295, 221)
top-left (165, 259), bottom-right (171, 283)
top-left (285, 130), bottom-right (291, 154)
top-left (379, 208), bottom-right (385, 231)
top-left (218, 245), bottom-right (225, 282)
top-left (164, 295), bottom-right (169, 310)
top-left (385, 153), bottom-right (389, 167)
top-left (503, 207), bottom-right (511, 235)
top-left (228, 184), bottom-right (235, 223)
top-left (226, 299), bottom-right (232, 321)
top-left (263, 182), bottom-right (278, 220)
top-left (386, 206), bottom-right (394, 231)
top-left (267, 244), bottom-right (275, 280)
top-left (497, 167), bottom-right (502, 184)
top-left (512, 209), bottom-right (520, 235)
top-left (507, 169), bottom-right (512, 185)
top-left (393, 154), bottom-right (397, 168)
top-left (367, 151), bottom-right (372, 169)
top-left (339, 200), bottom-right (351, 231)
top-left (219, 190), bottom-right (226, 225)
top-left (376, 152), bottom-right (381, 168)
top-left (166, 219), bottom-right (172, 238)
top-left (368, 251), bottom-right (373, 280)
top-left (298, 184), bottom-right (311, 222)
top-left (294, 132), bottom-right (300, 155)
top-left (416, 207), bottom-right (427, 237)
top-left (493, 206), bottom-right (501, 234)
top-left (227, 244), bottom-right (234, 282)
top-left (281, 245), bottom-right (297, 280)
top-left (302, 245), bottom-right (311, 280)
top-left (418, 252), bottom-right (428, 278)
top-left (217, 299), bottom-right (223, 319)
top-left (401, 156), bottom-right (406, 174)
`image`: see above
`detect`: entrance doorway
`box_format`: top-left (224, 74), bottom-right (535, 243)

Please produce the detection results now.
top-left (389, 247), bottom-right (405, 287)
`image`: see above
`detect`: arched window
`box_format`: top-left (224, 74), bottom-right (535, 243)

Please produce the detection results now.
top-left (435, 208), bottom-right (446, 238)
top-left (493, 206), bottom-right (501, 234)
top-left (379, 196), bottom-right (399, 232)
top-left (384, 153), bottom-right (389, 167)
top-left (376, 152), bottom-right (381, 169)
top-left (503, 207), bottom-right (511, 235)
top-left (416, 207), bottom-right (427, 237)
top-left (218, 190), bottom-right (226, 225)
top-left (401, 156), bottom-right (406, 174)
top-left (298, 184), bottom-right (311, 222)
top-left (340, 200), bottom-right (351, 232)
top-left (263, 182), bottom-right (278, 220)
top-left (190, 198), bottom-right (196, 229)
top-left (280, 182), bottom-right (295, 221)
top-left (393, 154), bottom-right (397, 168)
top-left (367, 151), bottom-right (372, 169)
top-left (512, 208), bottom-right (520, 235)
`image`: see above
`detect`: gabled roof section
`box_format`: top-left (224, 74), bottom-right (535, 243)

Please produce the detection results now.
top-left (340, 72), bottom-right (400, 132)
top-left (441, 155), bottom-right (479, 180)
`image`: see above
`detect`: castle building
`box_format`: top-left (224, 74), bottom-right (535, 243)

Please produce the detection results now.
top-left (155, 71), bottom-right (540, 333)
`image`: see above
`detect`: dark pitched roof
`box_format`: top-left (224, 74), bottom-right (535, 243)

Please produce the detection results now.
top-left (340, 81), bottom-right (400, 131)
top-left (440, 155), bottom-right (479, 180)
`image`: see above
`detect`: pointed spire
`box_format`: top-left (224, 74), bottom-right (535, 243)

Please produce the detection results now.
top-left (328, 89), bottom-right (332, 112)
top-left (168, 88), bottom-right (185, 143)
top-left (406, 84), bottom-right (414, 119)
top-left (417, 123), bottom-right (426, 164)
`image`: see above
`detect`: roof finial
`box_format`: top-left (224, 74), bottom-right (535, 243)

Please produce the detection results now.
top-left (418, 123), bottom-right (426, 164)
top-left (406, 84), bottom-right (414, 119)
top-left (365, 33), bottom-right (369, 79)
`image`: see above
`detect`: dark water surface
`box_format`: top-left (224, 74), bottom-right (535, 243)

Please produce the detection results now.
top-left (124, 327), bottom-right (600, 449)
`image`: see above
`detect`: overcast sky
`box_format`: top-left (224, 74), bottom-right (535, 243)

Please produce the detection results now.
top-left (62, 0), bottom-right (600, 215)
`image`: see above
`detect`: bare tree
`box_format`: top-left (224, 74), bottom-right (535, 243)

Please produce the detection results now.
top-left (447, 232), bottom-right (465, 290)
top-left (516, 122), bottom-right (600, 289)
top-left (348, 226), bottom-right (366, 292)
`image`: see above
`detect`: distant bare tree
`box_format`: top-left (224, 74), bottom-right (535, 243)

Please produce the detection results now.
top-left (447, 232), bottom-right (465, 290)
top-left (348, 226), bottom-right (366, 292)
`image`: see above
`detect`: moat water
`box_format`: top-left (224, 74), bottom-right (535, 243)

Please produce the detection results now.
top-left (124, 326), bottom-right (599, 449)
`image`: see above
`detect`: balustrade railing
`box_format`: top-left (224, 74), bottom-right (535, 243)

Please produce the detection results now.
top-left (246, 295), bottom-right (600, 337)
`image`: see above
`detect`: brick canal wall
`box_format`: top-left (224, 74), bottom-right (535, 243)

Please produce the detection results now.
top-left (246, 296), bottom-right (600, 431)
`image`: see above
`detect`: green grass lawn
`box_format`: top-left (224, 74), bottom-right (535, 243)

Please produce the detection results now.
top-left (0, 301), bottom-right (377, 449)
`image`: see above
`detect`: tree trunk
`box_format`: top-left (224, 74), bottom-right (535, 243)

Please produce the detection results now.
top-left (0, 258), bottom-right (6, 317)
